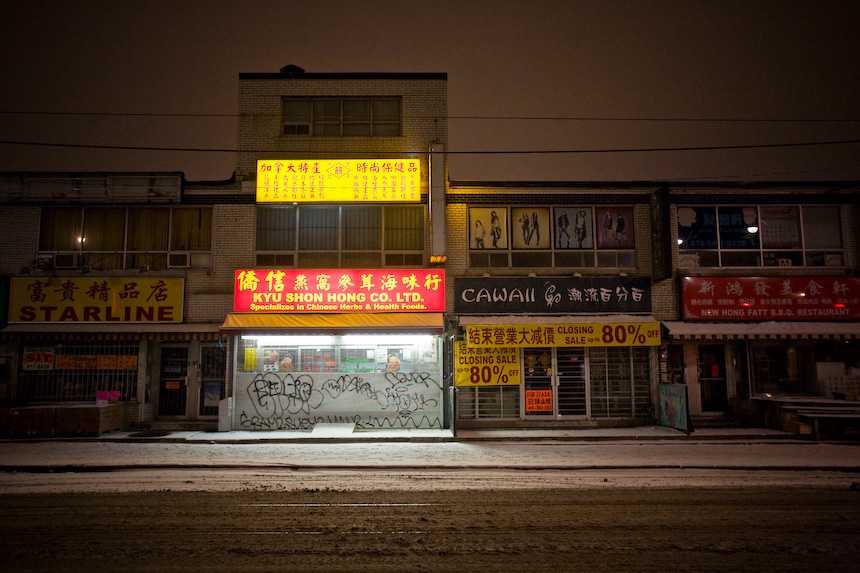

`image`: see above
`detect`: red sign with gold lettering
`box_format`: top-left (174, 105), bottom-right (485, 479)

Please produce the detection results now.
top-left (682, 276), bottom-right (860, 321)
top-left (233, 269), bottom-right (445, 313)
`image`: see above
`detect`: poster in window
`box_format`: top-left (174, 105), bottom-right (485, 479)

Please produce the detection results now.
top-left (469, 208), bottom-right (507, 250)
top-left (676, 206), bottom-right (717, 250)
top-left (511, 208), bottom-right (551, 250)
top-left (760, 206), bottom-right (800, 249)
top-left (595, 207), bottom-right (635, 249)
top-left (555, 207), bottom-right (593, 249)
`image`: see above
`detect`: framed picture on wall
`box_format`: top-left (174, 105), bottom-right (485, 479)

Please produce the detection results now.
top-left (595, 206), bottom-right (635, 249)
top-left (554, 207), bottom-right (593, 249)
top-left (469, 207), bottom-right (507, 249)
top-left (511, 207), bottom-right (550, 249)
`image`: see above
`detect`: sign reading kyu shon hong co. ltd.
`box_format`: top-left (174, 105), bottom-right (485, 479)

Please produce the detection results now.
top-left (233, 269), bottom-right (445, 313)
top-left (455, 276), bottom-right (651, 314)
top-left (256, 159), bottom-right (421, 203)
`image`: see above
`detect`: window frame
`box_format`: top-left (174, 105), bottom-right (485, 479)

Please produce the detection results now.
top-left (255, 204), bottom-right (425, 268)
top-left (37, 206), bottom-right (213, 271)
top-left (467, 205), bottom-right (638, 270)
top-left (281, 96), bottom-right (402, 137)
top-left (676, 203), bottom-right (846, 269)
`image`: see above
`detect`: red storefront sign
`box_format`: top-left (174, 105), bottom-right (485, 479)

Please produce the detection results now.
top-left (682, 276), bottom-right (860, 321)
top-left (233, 268), bottom-right (445, 313)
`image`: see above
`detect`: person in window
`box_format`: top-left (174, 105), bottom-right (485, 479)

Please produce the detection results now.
top-left (490, 210), bottom-right (502, 248)
top-left (519, 212), bottom-right (532, 246)
top-left (531, 211), bottom-right (540, 245)
top-left (557, 210), bottom-right (571, 248)
top-left (615, 213), bottom-right (626, 243)
top-left (386, 354), bottom-right (401, 374)
top-left (574, 209), bottom-right (588, 248)
top-left (279, 352), bottom-right (294, 372)
top-left (473, 220), bottom-right (486, 249)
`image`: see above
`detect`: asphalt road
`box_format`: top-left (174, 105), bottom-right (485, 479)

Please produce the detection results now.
top-left (2, 485), bottom-right (859, 572)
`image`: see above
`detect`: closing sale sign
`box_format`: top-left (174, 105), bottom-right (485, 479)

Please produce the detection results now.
top-left (454, 341), bottom-right (521, 387)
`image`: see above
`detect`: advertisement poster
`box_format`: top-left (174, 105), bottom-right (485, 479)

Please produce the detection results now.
top-left (466, 322), bottom-right (660, 348)
top-left (454, 341), bottom-right (521, 387)
top-left (257, 159), bottom-right (421, 203)
top-left (511, 207), bottom-right (551, 250)
top-left (525, 389), bottom-right (553, 413)
top-left (469, 207), bottom-right (507, 250)
top-left (596, 206), bottom-right (635, 249)
top-left (554, 207), bottom-right (593, 249)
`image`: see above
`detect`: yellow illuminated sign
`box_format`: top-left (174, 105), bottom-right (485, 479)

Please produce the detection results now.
top-left (465, 322), bottom-right (661, 348)
top-left (454, 341), bottom-right (521, 387)
top-left (9, 277), bottom-right (184, 323)
top-left (256, 159), bottom-right (421, 203)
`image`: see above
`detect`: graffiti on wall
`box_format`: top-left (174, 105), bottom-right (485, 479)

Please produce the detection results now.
top-left (235, 370), bottom-right (443, 431)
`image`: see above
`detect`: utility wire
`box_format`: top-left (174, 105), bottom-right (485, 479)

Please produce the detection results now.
top-left (1, 138), bottom-right (859, 154)
top-left (2, 110), bottom-right (860, 123)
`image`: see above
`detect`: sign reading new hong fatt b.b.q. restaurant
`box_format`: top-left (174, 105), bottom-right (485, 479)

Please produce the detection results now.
top-left (455, 276), bottom-right (651, 314)
top-left (233, 269), bottom-right (445, 313)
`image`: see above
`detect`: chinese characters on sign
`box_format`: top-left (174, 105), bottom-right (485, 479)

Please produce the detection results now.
top-left (525, 390), bottom-right (553, 413)
top-left (10, 277), bottom-right (184, 323)
top-left (256, 159), bottom-right (421, 203)
top-left (455, 277), bottom-right (651, 314)
top-left (233, 269), bottom-right (445, 313)
top-left (453, 341), bottom-right (521, 387)
top-left (682, 277), bottom-right (860, 321)
top-left (465, 322), bottom-right (661, 348)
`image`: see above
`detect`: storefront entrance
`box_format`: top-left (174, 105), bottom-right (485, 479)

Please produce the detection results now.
top-left (698, 344), bottom-right (728, 412)
top-left (158, 346), bottom-right (188, 417)
top-left (523, 348), bottom-right (588, 418)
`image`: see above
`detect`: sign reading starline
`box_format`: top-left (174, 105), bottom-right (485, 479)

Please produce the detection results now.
top-left (256, 159), bottom-right (421, 203)
top-left (233, 269), bottom-right (445, 313)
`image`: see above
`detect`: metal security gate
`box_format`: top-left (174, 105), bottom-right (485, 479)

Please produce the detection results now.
top-left (589, 347), bottom-right (651, 418)
top-left (556, 347), bottom-right (588, 417)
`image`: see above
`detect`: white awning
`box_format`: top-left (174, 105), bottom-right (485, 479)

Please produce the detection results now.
top-left (458, 314), bottom-right (654, 325)
top-left (663, 321), bottom-right (860, 340)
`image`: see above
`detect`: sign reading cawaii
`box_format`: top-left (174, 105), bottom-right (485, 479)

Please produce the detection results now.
top-left (455, 276), bottom-right (651, 314)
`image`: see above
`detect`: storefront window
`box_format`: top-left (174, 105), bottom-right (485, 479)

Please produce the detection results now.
top-left (234, 334), bottom-right (444, 431)
top-left (469, 204), bottom-right (637, 269)
top-left (677, 204), bottom-right (846, 268)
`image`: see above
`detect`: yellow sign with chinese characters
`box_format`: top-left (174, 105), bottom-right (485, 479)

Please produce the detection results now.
top-left (9, 277), bottom-right (184, 323)
top-left (454, 341), bottom-right (521, 387)
top-left (256, 159), bottom-right (422, 203)
top-left (465, 322), bottom-right (661, 348)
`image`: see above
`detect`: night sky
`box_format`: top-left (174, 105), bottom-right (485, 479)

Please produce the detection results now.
top-left (2, 0), bottom-right (859, 182)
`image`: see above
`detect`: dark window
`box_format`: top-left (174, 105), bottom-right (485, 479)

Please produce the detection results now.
top-left (171, 208), bottom-right (212, 251)
top-left (39, 207), bottom-right (81, 251)
top-left (282, 97), bottom-right (401, 137)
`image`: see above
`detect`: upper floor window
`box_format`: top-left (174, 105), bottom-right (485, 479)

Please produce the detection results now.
top-left (676, 204), bottom-right (845, 268)
top-left (38, 206), bottom-right (212, 271)
top-left (468, 206), bottom-right (636, 269)
top-left (282, 97), bottom-right (401, 136)
top-left (256, 204), bottom-right (423, 267)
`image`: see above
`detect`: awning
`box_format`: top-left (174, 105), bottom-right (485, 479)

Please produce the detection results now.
top-left (458, 314), bottom-right (654, 326)
top-left (663, 321), bottom-right (860, 341)
top-left (221, 312), bottom-right (445, 333)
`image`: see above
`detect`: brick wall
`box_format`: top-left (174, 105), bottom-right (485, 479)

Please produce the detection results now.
top-left (0, 207), bottom-right (40, 275)
top-left (237, 77), bottom-right (448, 196)
top-left (185, 204), bottom-right (255, 322)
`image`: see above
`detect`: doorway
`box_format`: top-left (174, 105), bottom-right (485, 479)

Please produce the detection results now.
top-left (158, 346), bottom-right (188, 417)
top-left (522, 347), bottom-right (589, 418)
top-left (698, 344), bottom-right (728, 412)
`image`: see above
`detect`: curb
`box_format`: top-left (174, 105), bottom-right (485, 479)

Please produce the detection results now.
top-left (2, 463), bottom-right (860, 474)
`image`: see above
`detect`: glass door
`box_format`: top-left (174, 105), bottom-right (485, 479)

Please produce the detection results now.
top-left (199, 344), bottom-right (226, 417)
top-left (159, 346), bottom-right (188, 417)
top-left (698, 344), bottom-right (728, 412)
top-left (523, 348), bottom-right (554, 417)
